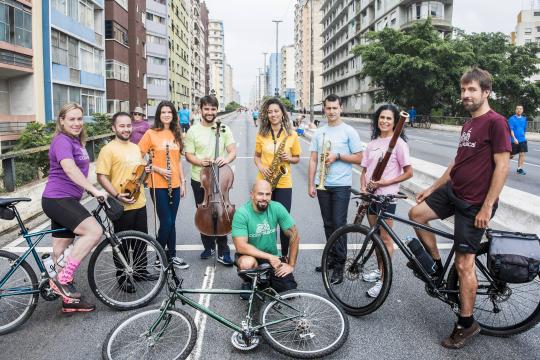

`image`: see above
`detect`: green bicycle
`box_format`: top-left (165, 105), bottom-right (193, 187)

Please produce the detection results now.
top-left (103, 262), bottom-right (350, 359)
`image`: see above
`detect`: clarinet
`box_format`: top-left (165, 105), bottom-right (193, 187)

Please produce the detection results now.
top-left (166, 144), bottom-right (172, 206)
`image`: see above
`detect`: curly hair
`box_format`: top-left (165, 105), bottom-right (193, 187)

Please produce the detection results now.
top-left (258, 97), bottom-right (292, 137)
top-left (371, 104), bottom-right (407, 141)
top-left (153, 101), bottom-right (184, 151)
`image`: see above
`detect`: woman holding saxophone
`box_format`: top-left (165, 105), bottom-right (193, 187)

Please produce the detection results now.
top-left (138, 101), bottom-right (189, 269)
top-left (308, 94), bottom-right (364, 284)
top-left (254, 97), bottom-right (301, 257)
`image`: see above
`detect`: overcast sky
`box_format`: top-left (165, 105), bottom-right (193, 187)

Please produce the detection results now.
top-left (204, 0), bottom-right (535, 104)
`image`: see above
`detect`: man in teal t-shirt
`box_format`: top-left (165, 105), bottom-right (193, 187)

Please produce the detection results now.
top-left (232, 180), bottom-right (300, 296)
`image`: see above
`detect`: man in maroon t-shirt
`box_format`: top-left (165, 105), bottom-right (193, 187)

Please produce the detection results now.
top-left (409, 68), bottom-right (511, 349)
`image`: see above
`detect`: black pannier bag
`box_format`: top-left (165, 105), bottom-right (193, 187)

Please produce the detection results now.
top-left (487, 229), bottom-right (540, 284)
top-left (0, 206), bottom-right (15, 221)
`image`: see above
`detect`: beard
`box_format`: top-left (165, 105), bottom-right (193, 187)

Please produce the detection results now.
top-left (202, 114), bottom-right (215, 123)
top-left (117, 132), bottom-right (131, 141)
top-left (256, 201), bottom-right (268, 212)
top-left (462, 98), bottom-right (484, 113)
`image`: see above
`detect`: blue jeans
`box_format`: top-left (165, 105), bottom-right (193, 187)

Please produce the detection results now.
top-left (150, 188), bottom-right (180, 260)
top-left (316, 186), bottom-right (351, 265)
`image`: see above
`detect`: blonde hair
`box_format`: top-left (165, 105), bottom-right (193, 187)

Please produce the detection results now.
top-left (55, 102), bottom-right (87, 145)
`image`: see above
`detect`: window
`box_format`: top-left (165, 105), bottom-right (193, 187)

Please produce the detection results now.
top-left (105, 60), bottom-right (129, 82)
top-left (0, 3), bottom-right (8, 43)
top-left (68, 37), bottom-right (78, 68)
top-left (51, 30), bottom-right (68, 66)
top-left (525, 28), bottom-right (532, 34)
top-left (537, 26), bottom-right (540, 32)
top-left (146, 12), bottom-right (165, 25)
top-left (105, 21), bottom-right (128, 46)
top-left (534, 12), bottom-right (540, 16)
top-left (147, 34), bottom-right (166, 45)
top-left (525, 38), bottom-right (532, 43)
top-left (81, 88), bottom-right (104, 116)
top-left (79, 0), bottom-right (94, 29)
top-left (80, 43), bottom-right (102, 74)
top-left (0, 2), bottom-right (31, 48)
top-left (148, 56), bottom-right (166, 65)
top-left (114, 0), bottom-right (128, 10)
top-left (147, 77), bottom-right (167, 86)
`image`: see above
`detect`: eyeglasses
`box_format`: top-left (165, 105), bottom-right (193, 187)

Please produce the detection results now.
top-left (132, 113), bottom-right (143, 116)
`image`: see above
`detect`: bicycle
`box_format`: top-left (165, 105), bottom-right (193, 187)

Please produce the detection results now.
top-left (321, 191), bottom-right (540, 337)
top-left (103, 262), bottom-right (349, 359)
top-left (0, 197), bottom-right (167, 335)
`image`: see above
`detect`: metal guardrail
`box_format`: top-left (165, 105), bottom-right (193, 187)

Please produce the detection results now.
top-left (0, 133), bottom-right (114, 193)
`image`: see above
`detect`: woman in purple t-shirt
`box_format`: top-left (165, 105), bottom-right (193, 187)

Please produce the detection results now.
top-left (360, 104), bottom-right (413, 298)
top-left (41, 103), bottom-right (108, 313)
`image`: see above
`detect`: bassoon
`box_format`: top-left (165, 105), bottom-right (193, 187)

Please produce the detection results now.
top-left (353, 111), bottom-right (409, 224)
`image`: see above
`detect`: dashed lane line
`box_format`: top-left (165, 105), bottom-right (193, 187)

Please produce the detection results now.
top-left (187, 266), bottom-right (215, 360)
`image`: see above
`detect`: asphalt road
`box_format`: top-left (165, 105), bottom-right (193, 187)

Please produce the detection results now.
top-left (1, 112), bottom-right (539, 360)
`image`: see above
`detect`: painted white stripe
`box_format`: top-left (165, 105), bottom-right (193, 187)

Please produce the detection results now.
top-left (187, 266), bottom-right (215, 360)
top-left (413, 139), bottom-right (434, 145)
top-left (510, 159), bottom-right (540, 168)
top-left (3, 242), bottom-right (456, 253)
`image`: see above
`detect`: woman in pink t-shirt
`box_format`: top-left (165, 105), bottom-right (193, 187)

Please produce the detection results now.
top-left (360, 104), bottom-right (413, 298)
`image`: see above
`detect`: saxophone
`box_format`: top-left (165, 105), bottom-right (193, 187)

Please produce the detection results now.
top-left (266, 135), bottom-right (289, 190)
top-left (166, 144), bottom-right (172, 206)
top-left (316, 133), bottom-right (331, 191)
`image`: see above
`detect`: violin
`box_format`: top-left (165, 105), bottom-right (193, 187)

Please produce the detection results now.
top-left (194, 121), bottom-right (235, 236)
top-left (121, 154), bottom-right (151, 201)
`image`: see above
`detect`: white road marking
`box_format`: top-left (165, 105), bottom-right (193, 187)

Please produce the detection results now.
top-left (412, 139), bottom-right (434, 145)
top-left (510, 159), bottom-right (540, 168)
top-left (187, 266), bottom-right (215, 360)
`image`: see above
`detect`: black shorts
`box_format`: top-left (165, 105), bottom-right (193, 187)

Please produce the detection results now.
top-left (180, 123), bottom-right (190, 133)
top-left (42, 197), bottom-right (92, 238)
top-left (234, 253), bottom-right (297, 293)
top-left (511, 141), bottom-right (528, 155)
top-left (368, 201), bottom-right (397, 216)
top-left (425, 182), bottom-right (496, 254)
top-left (112, 206), bottom-right (148, 234)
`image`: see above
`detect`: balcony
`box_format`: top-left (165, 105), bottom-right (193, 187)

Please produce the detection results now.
top-left (0, 115), bottom-right (35, 142)
top-left (400, 17), bottom-right (452, 32)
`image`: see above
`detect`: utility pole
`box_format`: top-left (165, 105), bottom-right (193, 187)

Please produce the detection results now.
top-left (257, 67), bottom-right (263, 107)
top-left (272, 20), bottom-right (282, 97)
top-left (262, 52), bottom-right (268, 98)
top-left (309, 0), bottom-right (315, 124)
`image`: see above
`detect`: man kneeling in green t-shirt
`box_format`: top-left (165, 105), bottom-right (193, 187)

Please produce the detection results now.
top-left (232, 180), bottom-right (300, 298)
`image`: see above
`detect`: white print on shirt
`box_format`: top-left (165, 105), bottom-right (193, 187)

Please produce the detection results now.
top-left (458, 128), bottom-right (476, 148)
top-left (249, 220), bottom-right (276, 238)
top-left (368, 147), bottom-right (385, 161)
top-left (77, 148), bottom-right (90, 161)
top-left (159, 139), bottom-right (179, 151)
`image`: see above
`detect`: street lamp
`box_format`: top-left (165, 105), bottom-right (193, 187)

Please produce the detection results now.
top-left (272, 20), bottom-right (282, 97)
top-left (309, 0), bottom-right (315, 125)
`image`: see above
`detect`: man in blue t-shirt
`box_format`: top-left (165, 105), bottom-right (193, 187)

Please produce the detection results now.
top-left (179, 103), bottom-right (192, 134)
top-left (252, 109), bottom-right (259, 127)
top-left (508, 105), bottom-right (528, 175)
top-left (308, 94), bottom-right (364, 284)
top-left (232, 180), bottom-right (300, 298)
top-left (408, 106), bottom-right (417, 127)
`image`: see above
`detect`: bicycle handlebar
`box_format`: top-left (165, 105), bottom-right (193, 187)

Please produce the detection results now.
top-left (350, 188), bottom-right (408, 203)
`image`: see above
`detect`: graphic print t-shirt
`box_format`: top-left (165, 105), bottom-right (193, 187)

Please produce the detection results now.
top-left (450, 110), bottom-right (511, 205)
top-left (138, 129), bottom-right (182, 189)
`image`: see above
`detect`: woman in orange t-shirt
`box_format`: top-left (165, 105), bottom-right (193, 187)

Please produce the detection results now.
top-left (139, 101), bottom-right (188, 269)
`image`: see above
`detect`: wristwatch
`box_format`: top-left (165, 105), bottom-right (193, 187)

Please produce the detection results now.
top-left (337, 153), bottom-right (341, 160)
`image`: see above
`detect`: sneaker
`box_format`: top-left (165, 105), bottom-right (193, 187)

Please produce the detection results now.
top-left (441, 321), bottom-right (481, 349)
top-left (516, 168), bottom-right (523, 174)
top-left (117, 276), bottom-right (136, 293)
top-left (520, 168), bottom-right (527, 175)
top-left (367, 280), bottom-right (383, 298)
top-left (217, 254), bottom-right (234, 266)
top-left (62, 298), bottom-right (96, 313)
top-left (330, 267), bottom-right (344, 285)
top-left (200, 248), bottom-right (215, 259)
top-left (171, 257), bottom-right (190, 270)
top-left (50, 278), bottom-right (81, 300)
top-left (240, 282), bottom-right (251, 301)
top-left (154, 259), bottom-right (162, 271)
top-left (315, 262), bottom-right (335, 272)
top-left (133, 270), bottom-right (160, 282)
top-left (362, 269), bottom-right (381, 283)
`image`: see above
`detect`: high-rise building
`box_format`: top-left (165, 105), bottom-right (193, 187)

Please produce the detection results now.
top-left (280, 45), bottom-right (296, 105)
top-left (45, 0), bottom-right (106, 120)
top-left (146, 0), bottom-right (168, 117)
top-left (208, 19), bottom-right (225, 110)
top-left (190, 0), bottom-right (207, 108)
top-left (320, 0), bottom-right (453, 114)
top-left (0, 0), bottom-right (44, 152)
top-left (511, 9), bottom-right (540, 81)
top-left (104, 0), bottom-right (147, 115)
top-left (267, 53), bottom-right (281, 96)
top-left (168, 0), bottom-right (191, 108)
top-left (200, 2), bottom-right (210, 96)
top-left (294, 0), bottom-right (323, 112)
top-left (224, 63), bottom-right (233, 105)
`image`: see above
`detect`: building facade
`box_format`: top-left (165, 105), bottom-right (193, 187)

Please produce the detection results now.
top-left (190, 0), bottom-right (206, 108)
top-left (0, 0), bottom-right (43, 152)
top-left (294, 0), bottom-right (323, 111)
top-left (168, 0), bottom-right (191, 108)
top-left (267, 52), bottom-right (281, 97)
top-left (45, 0), bottom-right (106, 120)
top-left (200, 2), bottom-right (210, 96)
top-left (224, 62), bottom-right (233, 105)
top-left (280, 44), bottom-right (296, 105)
top-left (208, 19), bottom-right (224, 110)
top-left (104, 0), bottom-right (147, 115)
top-left (146, 0), bottom-right (168, 117)
top-left (320, 0), bottom-right (453, 114)
top-left (511, 9), bottom-right (540, 82)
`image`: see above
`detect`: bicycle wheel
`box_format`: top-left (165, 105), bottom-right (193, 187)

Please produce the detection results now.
top-left (322, 224), bottom-right (392, 316)
top-left (88, 231), bottom-right (167, 310)
top-left (0, 250), bottom-right (38, 335)
top-left (102, 307), bottom-right (197, 360)
top-left (447, 242), bottom-right (540, 336)
top-left (259, 290), bottom-right (349, 359)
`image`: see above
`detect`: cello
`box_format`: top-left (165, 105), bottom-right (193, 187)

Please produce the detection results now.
top-left (194, 121), bottom-right (235, 236)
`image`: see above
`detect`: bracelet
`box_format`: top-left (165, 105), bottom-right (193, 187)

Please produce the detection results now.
top-left (337, 153), bottom-right (341, 160)
top-left (115, 193), bottom-right (120, 199)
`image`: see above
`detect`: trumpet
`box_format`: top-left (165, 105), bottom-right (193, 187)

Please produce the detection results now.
top-left (316, 133), bottom-right (331, 191)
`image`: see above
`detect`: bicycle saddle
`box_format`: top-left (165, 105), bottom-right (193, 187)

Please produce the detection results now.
top-left (237, 263), bottom-right (272, 277)
top-left (0, 197), bottom-right (31, 207)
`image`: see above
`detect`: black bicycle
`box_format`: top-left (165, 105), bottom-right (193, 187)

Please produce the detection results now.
top-left (0, 197), bottom-right (167, 334)
top-left (321, 191), bottom-right (540, 337)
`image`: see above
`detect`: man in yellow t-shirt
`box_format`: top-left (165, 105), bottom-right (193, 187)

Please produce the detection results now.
top-left (96, 112), bottom-right (158, 294)
top-left (185, 95), bottom-right (237, 265)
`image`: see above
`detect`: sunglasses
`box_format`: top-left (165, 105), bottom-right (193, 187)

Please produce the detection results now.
top-left (132, 113), bottom-right (144, 116)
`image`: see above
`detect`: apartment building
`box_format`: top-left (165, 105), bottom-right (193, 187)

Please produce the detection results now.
top-left (104, 0), bottom-right (147, 115)
top-left (280, 45), bottom-right (296, 105)
top-left (201, 2), bottom-right (210, 96)
top-left (267, 53), bottom-right (281, 96)
top-left (190, 0), bottom-right (207, 108)
top-left (146, 0), bottom-right (168, 117)
top-left (45, 0), bottom-right (106, 120)
top-left (208, 19), bottom-right (224, 110)
top-left (224, 62), bottom-right (233, 105)
top-left (0, 0), bottom-right (44, 152)
top-left (294, 0), bottom-right (323, 111)
top-left (511, 9), bottom-right (540, 82)
top-left (320, 0), bottom-right (453, 114)
top-left (168, 0), bottom-right (191, 108)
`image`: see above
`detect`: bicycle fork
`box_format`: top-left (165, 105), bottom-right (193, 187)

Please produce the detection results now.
top-left (107, 234), bottom-right (134, 274)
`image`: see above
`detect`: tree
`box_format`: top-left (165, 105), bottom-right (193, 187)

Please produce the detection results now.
top-left (225, 101), bottom-right (241, 112)
top-left (261, 96), bottom-right (294, 111)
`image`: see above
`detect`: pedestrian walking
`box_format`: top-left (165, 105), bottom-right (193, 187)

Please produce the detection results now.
top-left (508, 105), bottom-right (528, 175)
